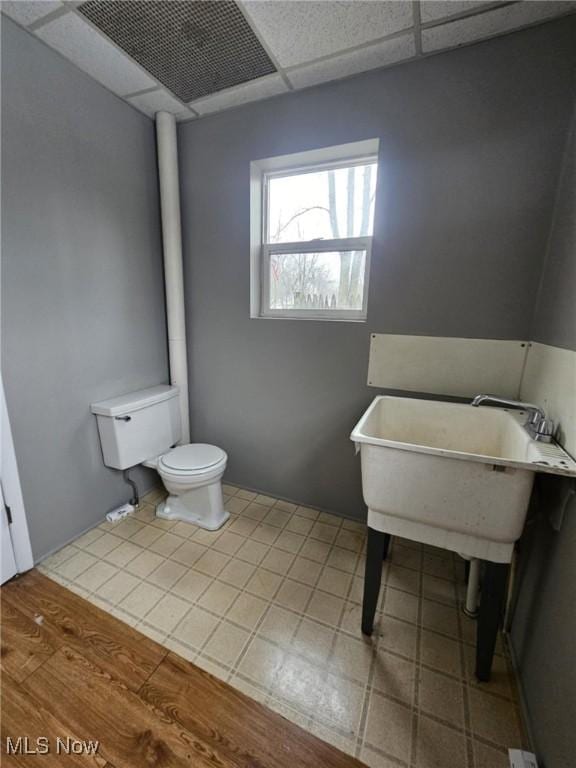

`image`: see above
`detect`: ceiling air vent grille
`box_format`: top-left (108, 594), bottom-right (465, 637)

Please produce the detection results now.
top-left (78, 1), bottom-right (276, 103)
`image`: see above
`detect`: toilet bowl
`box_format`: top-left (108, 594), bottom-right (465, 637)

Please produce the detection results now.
top-left (150, 443), bottom-right (229, 530)
top-left (91, 385), bottom-right (229, 532)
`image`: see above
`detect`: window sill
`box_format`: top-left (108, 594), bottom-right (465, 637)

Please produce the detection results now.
top-left (251, 313), bottom-right (367, 323)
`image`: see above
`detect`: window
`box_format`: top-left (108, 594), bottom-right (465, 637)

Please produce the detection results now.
top-left (250, 139), bottom-right (379, 321)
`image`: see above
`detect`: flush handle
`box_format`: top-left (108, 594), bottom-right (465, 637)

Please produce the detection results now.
top-left (114, 415), bottom-right (131, 422)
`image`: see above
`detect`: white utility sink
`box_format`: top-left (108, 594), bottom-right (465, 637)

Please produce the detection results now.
top-left (351, 396), bottom-right (576, 562)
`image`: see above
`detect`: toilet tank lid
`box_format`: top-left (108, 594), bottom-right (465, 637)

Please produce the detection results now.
top-left (91, 385), bottom-right (179, 417)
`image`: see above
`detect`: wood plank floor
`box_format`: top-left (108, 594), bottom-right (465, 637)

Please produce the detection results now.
top-left (1, 570), bottom-right (365, 768)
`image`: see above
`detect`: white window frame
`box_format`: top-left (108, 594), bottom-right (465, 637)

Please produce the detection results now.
top-left (250, 139), bottom-right (379, 322)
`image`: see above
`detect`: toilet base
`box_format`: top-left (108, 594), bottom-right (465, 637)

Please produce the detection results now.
top-left (156, 490), bottom-right (229, 531)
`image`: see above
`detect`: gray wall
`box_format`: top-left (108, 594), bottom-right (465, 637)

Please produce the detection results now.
top-left (530, 109), bottom-right (576, 351)
top-left (1, 18), bottom-right (168, 560)
top-left (2, 11), bottom-right (575, 763)
top-left (178, 17), bottom-right (576, 519)
top-left (511, 109), bottom-right (576, 768)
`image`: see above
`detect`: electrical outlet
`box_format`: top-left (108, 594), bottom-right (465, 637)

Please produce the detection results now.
top-left (509, 749), bottom-right (539, 768)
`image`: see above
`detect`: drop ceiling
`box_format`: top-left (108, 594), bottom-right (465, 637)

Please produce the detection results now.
top-left (2, 0), bottom-right (575, 121)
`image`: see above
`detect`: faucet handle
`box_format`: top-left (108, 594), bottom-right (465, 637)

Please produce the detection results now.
top-left (535, 418), bottom-right (555, 443)
top-left (527, 410), bottom-right (542, 426)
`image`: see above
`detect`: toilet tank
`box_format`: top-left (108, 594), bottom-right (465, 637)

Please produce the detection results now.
top-left (91, 385), bottom-right (181, 469)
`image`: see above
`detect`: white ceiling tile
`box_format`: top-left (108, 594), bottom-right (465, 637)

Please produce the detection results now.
top-left (189, 74), bottom-right (288, 116)
top-left (242, 0), bottom-right (413, 68)
top-left (420, 1), bottom-right (499, 24)
top-left (422, 1), bottom-right (576, 52)
top-left (35, 13), bottom-right (156, 95)
top-left (1, 1), bottom-right (62, 27)
top-left (288, 34), bottom-right (416, 90)
top-left (127, 89), bottom-right (194, 121)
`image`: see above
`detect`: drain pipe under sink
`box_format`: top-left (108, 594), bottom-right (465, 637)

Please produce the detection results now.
top-left (155, 111), bottom-right (190, 444)
top-left (460, 554), bottom-right (480, 618)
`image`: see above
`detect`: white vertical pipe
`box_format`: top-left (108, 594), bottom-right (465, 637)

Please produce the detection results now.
top-left (155, 111), bottom-right (190, 443)
top-left (465, 558), bottom-right (481, 617)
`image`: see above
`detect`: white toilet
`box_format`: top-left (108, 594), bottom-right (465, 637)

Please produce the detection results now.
top-left (91, 385), bottom-right (229, 530)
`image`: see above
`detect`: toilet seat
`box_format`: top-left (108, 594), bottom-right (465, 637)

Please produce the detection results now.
top-left (159, 443), bottom-right (227, 476)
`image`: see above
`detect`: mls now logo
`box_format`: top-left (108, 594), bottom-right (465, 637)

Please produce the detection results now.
top-left (56, 737), bottom-right (99, 755)
top-left (5, 737), bottom-right (99, 755)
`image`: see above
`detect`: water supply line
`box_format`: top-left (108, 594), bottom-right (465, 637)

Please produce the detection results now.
top-left (155, 111), bottom-right (190, 444)
top-left (122, 469), bottom-right (139, 507)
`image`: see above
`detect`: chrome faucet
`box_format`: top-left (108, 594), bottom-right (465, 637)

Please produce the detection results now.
top-left (471, 395), bottom-right (555, 443)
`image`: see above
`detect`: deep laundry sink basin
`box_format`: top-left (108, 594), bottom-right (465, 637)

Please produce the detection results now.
top-left (351, 396), bottom-right (576, 562)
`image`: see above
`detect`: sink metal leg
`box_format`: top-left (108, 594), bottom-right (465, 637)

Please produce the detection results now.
top-left (476, 561), bottom-right (508, 682)
top-left (362, 528), bottom-right (390, 636)
top-left (382, 531), bottom-right (391, 560)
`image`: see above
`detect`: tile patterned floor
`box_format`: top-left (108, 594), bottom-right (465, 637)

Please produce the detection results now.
top-left (38, 485), bottom-right (528, 768)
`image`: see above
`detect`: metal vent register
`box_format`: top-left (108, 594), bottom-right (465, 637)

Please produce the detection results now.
top-left (79, 1), bottom-right (276, 103)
